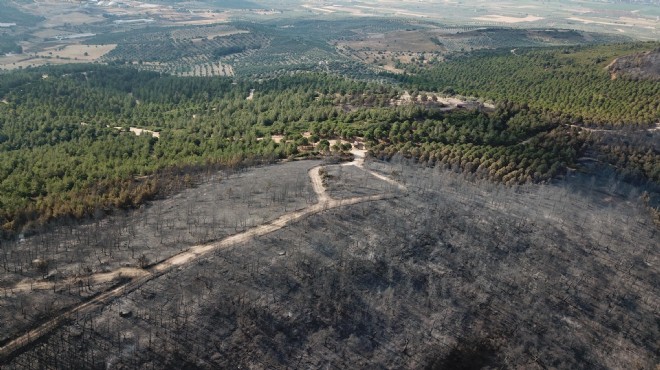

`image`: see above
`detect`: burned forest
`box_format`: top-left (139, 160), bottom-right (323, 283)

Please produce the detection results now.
top-left (1, 4), bottom-right (659, 368)
top-left (1, 151), bottom-right (658, 369)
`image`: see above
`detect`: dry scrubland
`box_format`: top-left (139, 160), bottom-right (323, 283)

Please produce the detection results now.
top-left (1, 154), bottom-right (657, 369)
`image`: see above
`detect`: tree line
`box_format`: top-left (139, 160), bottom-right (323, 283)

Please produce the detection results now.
top-left (1, 53), bottom-right (657, 235)
top-left (393, 42), bottom-right (660, 127)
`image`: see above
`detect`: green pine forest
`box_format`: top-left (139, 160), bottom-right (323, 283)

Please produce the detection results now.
top-left (396, 42), bottom-right (660, 127)
top-left (0, 42), bottom-right (658, 234)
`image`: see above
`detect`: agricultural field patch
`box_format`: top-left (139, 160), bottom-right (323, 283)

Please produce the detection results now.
top-left (473, 14), bottom-right (544, 24)
top-left (314, 0), bottom-right (659, 40)
top-left (95, 28), bottom-right (267, 76)
top-left (34, 44), bottom-right (116, 61)
top-left (41, 11), bottom-right (103, 27)
top-left (337, 26), bottom-right (625, 72)
top-left (0, 44), bottom-right (115, 70)
top-left (0, 0), bottom-right (644, 78)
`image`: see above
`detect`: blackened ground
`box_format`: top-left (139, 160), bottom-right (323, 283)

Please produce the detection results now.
top-left (3, 157), bottom-right (659, 369)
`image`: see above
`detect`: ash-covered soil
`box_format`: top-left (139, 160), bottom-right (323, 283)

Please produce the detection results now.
top-left (608, 49), bottom-right (660, 81)
top-left (3, 157), bottom-right (657, 369)
top-left (0, 160), bottom-right (320, 344)
top-left (322, 163), bottom-right (395, 199)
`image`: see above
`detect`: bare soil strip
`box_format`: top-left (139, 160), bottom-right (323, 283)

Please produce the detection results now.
top-left (344, 148), bottom-right (407, 191)
top-left (4, 268), bottom-right (149, 294)
top-left (569, 124), bottom-right (660, 133)
top-left (310, 166), bottom-right (332, 203)
top-left (0, 155), bottom-right (402, 362)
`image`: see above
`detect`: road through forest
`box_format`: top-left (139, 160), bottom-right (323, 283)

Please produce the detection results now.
top-left (0, 150), bottom-right (405, 362)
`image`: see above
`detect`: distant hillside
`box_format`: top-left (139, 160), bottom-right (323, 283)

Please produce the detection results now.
top-left (137, 0), bottom-right (261, 8)
top-left (607, 49), bottom-right (660, 81)
top-left (396, 43), bottom-right (660, 127)
top-left (0, 2), bottom-right (43, 26)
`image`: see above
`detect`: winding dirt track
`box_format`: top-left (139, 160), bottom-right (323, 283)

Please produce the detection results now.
top-left (0, 153), bottom-right (405, 362)
top-left (345, 148), bottom-right (407, 191)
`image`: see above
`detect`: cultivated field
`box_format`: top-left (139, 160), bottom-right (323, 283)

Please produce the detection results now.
top-left (2, 0), bottom-right (647, 77)
top-left (301, 0), bottom-right (659, 40)
top-left (473, 15), bottom-right (544, 24)
top-left (0, 44), bottom-right (115, 70)
top-left (0, 0), bottom-right (244, 74)
top-left (336, 26), bottom-right (626, 72)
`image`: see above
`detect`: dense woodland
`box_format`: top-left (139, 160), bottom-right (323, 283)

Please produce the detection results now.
top-left (1, 40), bottom-right (659, 234)
top-left (396, 42), bottom-right (660, 127)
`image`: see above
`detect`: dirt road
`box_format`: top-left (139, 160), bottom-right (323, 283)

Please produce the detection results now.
top-left (569, 123), bottom-right (660, 133)
top-left (4, 267), bottom-right (149, 294)
top-left (310, 166), bottom-right (332, 203)
top-left (0, 153), bottom-right (403, 362)
top-left (344, 147), bottom-right (407, 191)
